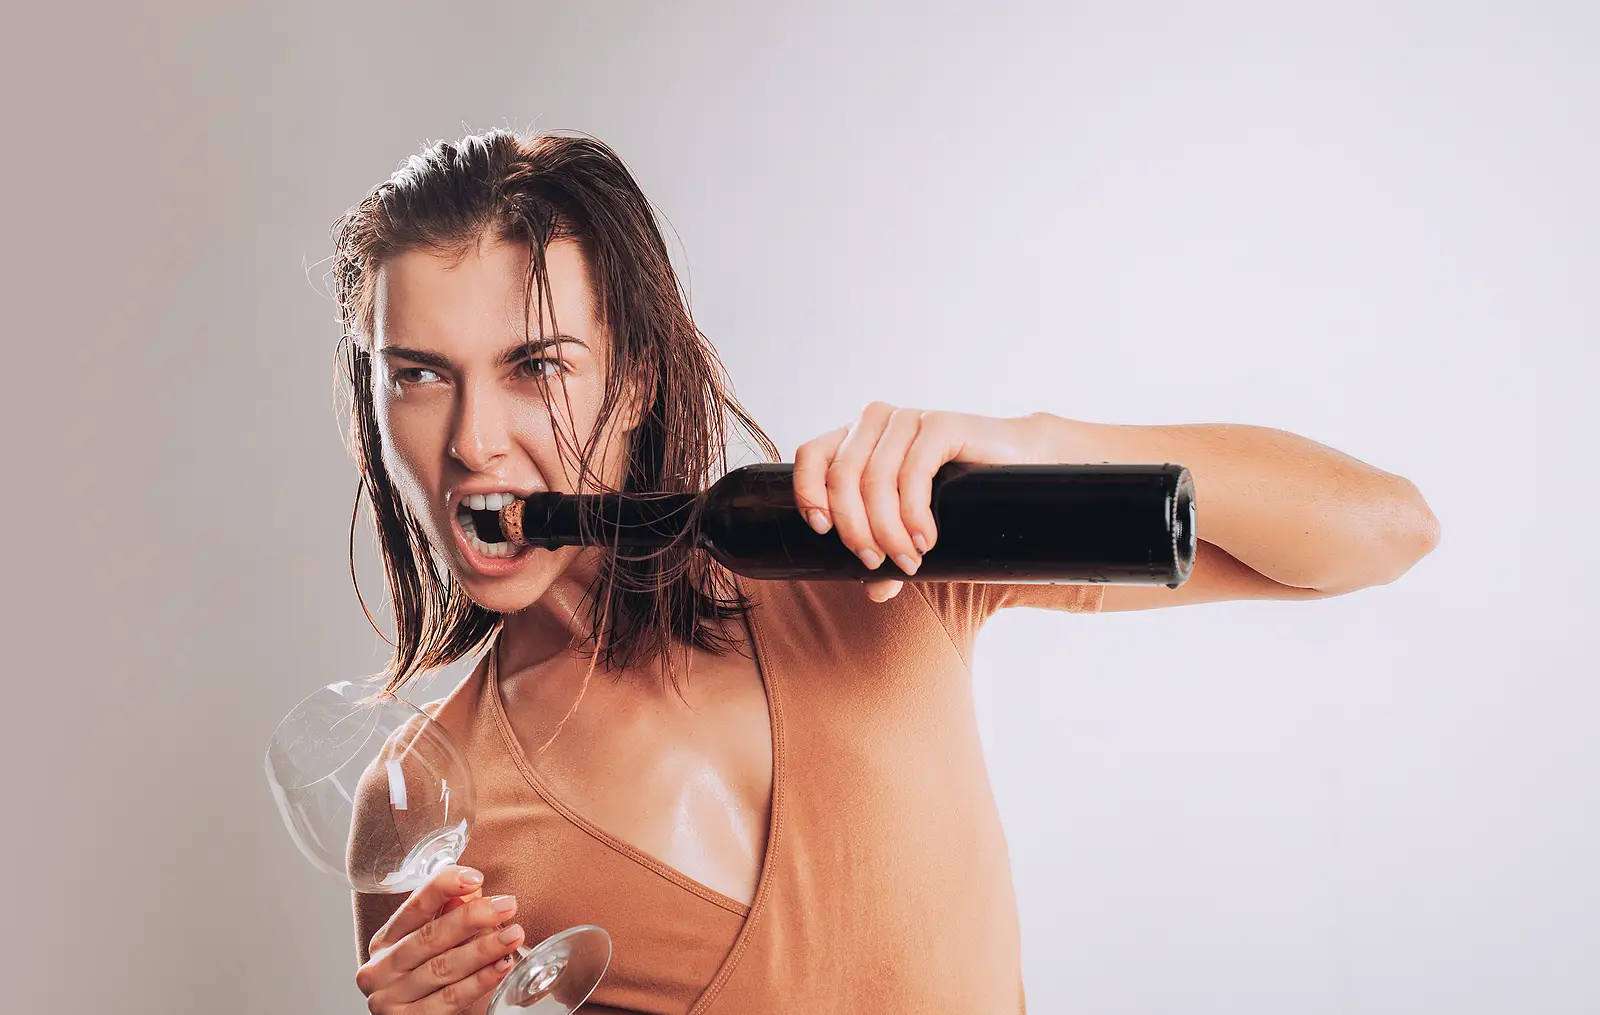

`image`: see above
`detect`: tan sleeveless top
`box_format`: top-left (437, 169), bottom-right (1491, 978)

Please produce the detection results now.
top-left (354, 576), bottom-right (1102, 1013)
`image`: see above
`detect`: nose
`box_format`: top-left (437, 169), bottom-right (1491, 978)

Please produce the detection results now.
top-left (447, 377), bottom-right (513, 472)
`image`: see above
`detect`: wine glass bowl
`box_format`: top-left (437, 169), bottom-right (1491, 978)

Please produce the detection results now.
top-left (265, 680), bottom-right (474, 893)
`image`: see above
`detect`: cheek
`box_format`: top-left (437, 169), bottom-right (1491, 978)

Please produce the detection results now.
top-left (524, 382), bottom-right (630, 489)
top-left (509, 380), bottom-right (621, 491)
top-left (507, 398), bottom-right (582, 491)
top-left (374, 392), bottom-right (443, 506)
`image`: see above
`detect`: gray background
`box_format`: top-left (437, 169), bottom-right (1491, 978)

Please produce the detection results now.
top-left (4, 2), bottom-right (1595, 1013)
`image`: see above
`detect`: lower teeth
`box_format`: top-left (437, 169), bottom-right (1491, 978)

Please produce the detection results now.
top-left (475, 539), bottom-right (515, 558)
top-left (459, 512), bottom-right (516, 559)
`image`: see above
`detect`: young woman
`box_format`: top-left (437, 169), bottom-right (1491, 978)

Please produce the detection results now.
top-left (334, 131), bottom-right (1438, 1015)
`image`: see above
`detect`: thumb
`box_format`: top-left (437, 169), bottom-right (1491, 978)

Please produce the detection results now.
top-left (865, 579), bottom-right (904, 602)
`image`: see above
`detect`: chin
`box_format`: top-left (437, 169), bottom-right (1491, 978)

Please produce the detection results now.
top-left (450, 556), bottom-right (562, 614)
top-left (444, 536), bottom-right (590, 615)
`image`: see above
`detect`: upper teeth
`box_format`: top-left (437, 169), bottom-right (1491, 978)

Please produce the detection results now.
top-left (463, 492), bottom-right (515, 511)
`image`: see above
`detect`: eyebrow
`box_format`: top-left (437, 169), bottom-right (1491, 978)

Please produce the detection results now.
top-left (377, 335), bottom-right (587, 371)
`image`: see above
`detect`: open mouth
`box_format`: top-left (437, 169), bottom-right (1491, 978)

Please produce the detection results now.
top-left (455, 493), bottom-right (518, 559)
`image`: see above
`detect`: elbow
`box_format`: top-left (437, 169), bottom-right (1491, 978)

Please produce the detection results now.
top-left (1396, 476), bottom-right (1442, 564)
top-left (1367, 477), bottom-right (1442, 588)
top-left (1315, 478), bottom-right (1441, 595)
top-left (1414, 490), bottom-right (1442, 557)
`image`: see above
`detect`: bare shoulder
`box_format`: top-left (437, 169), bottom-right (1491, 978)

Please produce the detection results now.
top-left (1099, 540), bottom-right (1348, 613)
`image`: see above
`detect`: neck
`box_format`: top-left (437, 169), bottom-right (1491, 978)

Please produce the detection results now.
top-left (494, 548), bottom-right (610, 676)
top-left (491, 548), bottom-right (690, 754)
top-left (493, 544), bottom-right (738, 693)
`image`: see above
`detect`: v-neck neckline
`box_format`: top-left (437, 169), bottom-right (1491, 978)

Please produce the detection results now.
top-left (482, 574), bottom-right (785, 1004)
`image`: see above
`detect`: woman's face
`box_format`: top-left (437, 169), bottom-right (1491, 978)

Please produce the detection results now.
top-left (370, 233), bottom-right (633, 613)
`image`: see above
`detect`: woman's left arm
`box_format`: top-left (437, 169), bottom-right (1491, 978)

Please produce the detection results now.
top-left (791, 404), bottom-right (1441, 609)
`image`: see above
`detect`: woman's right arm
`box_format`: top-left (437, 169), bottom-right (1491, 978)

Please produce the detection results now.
top-left (353, 865), bottom-right (526, 1015)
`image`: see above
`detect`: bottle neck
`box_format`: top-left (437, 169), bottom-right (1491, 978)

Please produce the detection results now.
top-left (515, 491), bottom-right (702, 549)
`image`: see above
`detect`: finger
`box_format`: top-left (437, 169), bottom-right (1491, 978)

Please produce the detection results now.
top-left (793, 425), bottom-right (847, 534)
top-left (412, 948), bottom-right (519, 1015)
top-left (370, 866), bottom-right (484, 955)
top-left (436, 886), bottom-right (482, 919)
top-left (828, 403), bottom-right (895, 568)
top-left (383, 893), bottom-right (519, 982)
top-left (861, 407), bottom-right (924, 574)
top-left (899, 411), bottom-right (966, 554)
top-left (864, 578), bottom-right (904, 602)
top-left (396, 919), bottom-right (525, 1004)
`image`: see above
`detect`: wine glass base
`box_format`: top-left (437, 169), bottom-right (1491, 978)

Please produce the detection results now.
top-left (379, 821), bottom-right (468, 891)
top-left (488, 925), bottom-right (612, 1014)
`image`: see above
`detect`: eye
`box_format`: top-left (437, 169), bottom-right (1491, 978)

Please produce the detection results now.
top-left (515, 357), bottom-right (566, 381)
top-left (391, 367), bottom-right (442, 386)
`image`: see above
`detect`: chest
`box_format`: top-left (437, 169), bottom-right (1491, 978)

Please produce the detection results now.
top-left (501, 643), bottom-right (774, 907)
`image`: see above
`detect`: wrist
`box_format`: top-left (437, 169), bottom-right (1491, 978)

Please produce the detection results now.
top-left (1020, 412), bottom-right (1111, 464)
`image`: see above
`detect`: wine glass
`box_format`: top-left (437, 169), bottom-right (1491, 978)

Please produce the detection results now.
top-left (265, 679), bottom-right (612, 1012)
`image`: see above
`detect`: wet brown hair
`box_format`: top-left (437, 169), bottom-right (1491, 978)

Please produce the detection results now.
top-left (330, 130), bottom-right (778, 693)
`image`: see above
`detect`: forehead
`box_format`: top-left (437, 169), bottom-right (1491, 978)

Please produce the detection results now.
top-left (373, 234), bottom-right (598, 347)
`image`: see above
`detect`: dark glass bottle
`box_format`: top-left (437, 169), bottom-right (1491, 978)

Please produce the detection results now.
top-left (495, 462), bottom-right (1196, 587)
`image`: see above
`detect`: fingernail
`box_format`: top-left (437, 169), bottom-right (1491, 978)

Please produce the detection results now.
top-left (491, 895), bottom-right (516, 913)
top-left (912, 532), bottom-right (929, 553)
top-left (857, 547), bottom-right (883, 569)
top-left (893, 553), bottom-right (919, 576)
top-left (498, 924), bottom-right (523, 944)
top-left (806, 509), bottom-right (830, 534)
top-left (495, 953), bottom-right (515, 971)
top-left (458, 868), bottom-right (483, 887)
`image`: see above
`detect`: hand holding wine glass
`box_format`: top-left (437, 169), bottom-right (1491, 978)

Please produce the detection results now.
top-left (356, 865), bottom-right (526, 1015)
